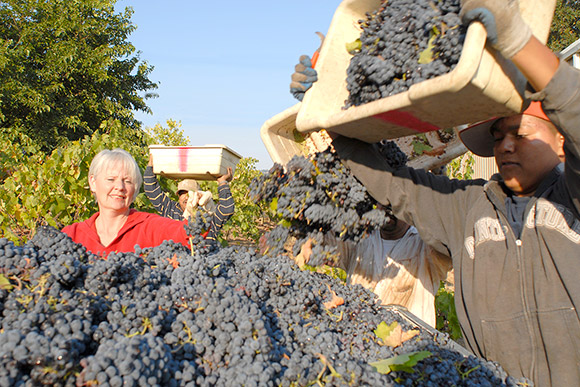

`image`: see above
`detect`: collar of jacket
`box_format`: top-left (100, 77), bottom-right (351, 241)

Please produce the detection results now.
top-left (482, 162), bottom-right (564, 213)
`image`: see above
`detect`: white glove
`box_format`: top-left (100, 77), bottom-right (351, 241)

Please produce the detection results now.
top-left (182, 190), bottom-right (201, 219)
top-left (197, 191), bottom-right (216, 215)
top-left (460, 0), bottom-right (532, 58)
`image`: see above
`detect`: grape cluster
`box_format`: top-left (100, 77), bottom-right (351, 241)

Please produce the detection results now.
top-left (250, 149), bottom-right (390, 265)
top-left (183, 210), bottom-right (217, 255)
top-left (345, 0), bottom-right (467, 107)
top-left (0, 225), bottom-right (531, 386)
top-left (378, 139), bottom-right (409, 169)
top-left (250, 142), bottom-right (410, 265)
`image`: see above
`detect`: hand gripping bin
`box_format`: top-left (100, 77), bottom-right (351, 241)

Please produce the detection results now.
top-left (148, 144), bottom-right (242, 181)
top-left (260, 103), bottom-right (338, 167)
top-left (295, 0), bottom-right (557, 142)
top-left (261, 103), bottom-right (468, 171)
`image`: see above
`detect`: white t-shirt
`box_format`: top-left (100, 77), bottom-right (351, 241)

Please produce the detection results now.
top-left (329, 227), bottom-right (451, 327)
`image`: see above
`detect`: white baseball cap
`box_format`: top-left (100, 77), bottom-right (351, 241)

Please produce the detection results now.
top-left (176, 179), bottom-right (199, 194)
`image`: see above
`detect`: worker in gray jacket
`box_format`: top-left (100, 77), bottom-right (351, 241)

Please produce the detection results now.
top-left (324, 1), bottom-right (580, 385)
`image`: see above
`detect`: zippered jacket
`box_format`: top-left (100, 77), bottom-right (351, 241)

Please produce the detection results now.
top-left (332, 61), bottom-right (580, 386)
top-left (62, 209), bottom-right (190, 257)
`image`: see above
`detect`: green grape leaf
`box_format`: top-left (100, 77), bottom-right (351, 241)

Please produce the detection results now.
top-left (292, 129), bottom-right (306, 144)
top-left (412, 141), bottom-right (433, 155)
top-left (269, 198), bottom-right (278, 212)
top-left (418, 27), bottom-right (440, 64)
top-left (346, 39), bottom-right (362, 54)
top-left (0, 274), bottom-right (13, 291)
top-left (370, 351), bottom-right (432, 374)
top-left (374, 321), bottom-right (398, 341)
top-left (278, 219), bottom-right (292, 228)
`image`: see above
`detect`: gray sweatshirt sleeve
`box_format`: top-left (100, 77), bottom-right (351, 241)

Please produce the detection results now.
top-left (332, 137), bottom-right (485, 257)
top-left (143, 166), bottom-right (183, 220)
top-left (529, 61), bottom-right (580, 214)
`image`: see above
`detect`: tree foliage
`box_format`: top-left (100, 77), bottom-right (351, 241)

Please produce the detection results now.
top-left (0, 0), bottom-right (157, 152)
top-left (548, 0), bottom-right (580, 52)
top-left (446, 152), bottom-right (475, 180)
top-left (144, 119), bottom-right (191, 147)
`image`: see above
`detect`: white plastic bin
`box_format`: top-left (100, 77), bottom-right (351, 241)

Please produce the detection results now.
top-left (261, 104), bottom-right (467, 171)
top-left (260, 104), bottom-right (307, 166)
top-left (149, 144), bottom-right (242, 180)
top-left (295, 0), bottom-right (556, 142)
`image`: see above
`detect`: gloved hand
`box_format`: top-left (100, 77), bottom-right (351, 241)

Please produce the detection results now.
top-left (182, 190), bottom-right (201, 219)
top-left (460, 0), bottom-right (532, 59)
top-left (182, 190), bottom-right (216, 219)
top-left (290, 55), bottom-right (318, 101)
top-left (197, 191), bottom-right (216, 215)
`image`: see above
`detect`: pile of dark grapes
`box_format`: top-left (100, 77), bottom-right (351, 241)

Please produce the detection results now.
top-left (345, 0), bottom-right (467, 107)
top-left (0, 228), bottom-right (531, 386)
top-left (183, 210), bottom-right (217, 255)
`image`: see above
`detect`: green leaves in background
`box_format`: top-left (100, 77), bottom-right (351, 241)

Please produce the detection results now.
top-left (548, 0), bottom-right (580, 52)
top-left (435, 284), bottom-right (463, 341)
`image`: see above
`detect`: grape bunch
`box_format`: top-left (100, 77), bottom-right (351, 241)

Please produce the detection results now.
top-left (378, 139), bottom-right (409, 169)
top-left (183, 210), bottom-right (217, 255)
top-left (345, 0), bottom-right (467, 107)
top-left (250, 149), bottom-right (390, 265)
top-left (250, 142), bottom-right (410, 265)
top-left (0, 230), bottom-right (531, 386)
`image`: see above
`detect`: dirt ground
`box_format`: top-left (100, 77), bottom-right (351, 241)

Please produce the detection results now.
top-left (223, 217), bottom-right (277, 248)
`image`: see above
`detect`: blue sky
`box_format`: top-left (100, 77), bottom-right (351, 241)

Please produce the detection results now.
top-left (115, 1), bottom-right (340, 170)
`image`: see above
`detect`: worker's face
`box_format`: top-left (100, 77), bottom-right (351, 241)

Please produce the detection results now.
top-left (178, 191), bottom-right (189, 211)
top-left (493, 115), bottom-right (564, 196)
top-left (89, 162), bottom-right (136, 213)
top-left (376, 203), bottom-right (398, 233)
top-left (381, 215), bottom-right (398, 233)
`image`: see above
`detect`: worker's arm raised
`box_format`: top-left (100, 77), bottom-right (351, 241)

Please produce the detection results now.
top-left (459, 0), bottom-right (531, 59)
top-left (460, 0), bottom-right (559, 92)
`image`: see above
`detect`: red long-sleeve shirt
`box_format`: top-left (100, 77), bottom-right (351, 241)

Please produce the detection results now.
top-left (62, 209), bottom-right (190, 257)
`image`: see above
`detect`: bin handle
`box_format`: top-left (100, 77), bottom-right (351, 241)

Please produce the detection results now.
top-left (311, 32), bottom-right (325, 68)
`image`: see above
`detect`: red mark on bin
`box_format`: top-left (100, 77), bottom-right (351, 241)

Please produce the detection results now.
top-left (178, 148), bottom-right (188, 172)
top-left (374, 110), bottom-right (440, 133)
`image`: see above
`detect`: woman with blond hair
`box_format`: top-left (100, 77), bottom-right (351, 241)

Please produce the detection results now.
top-left (62, 148), bottom-right (191, 256)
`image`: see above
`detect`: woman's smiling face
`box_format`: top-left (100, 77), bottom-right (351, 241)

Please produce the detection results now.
top-left (89, 162), bottom-right (137, 213)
